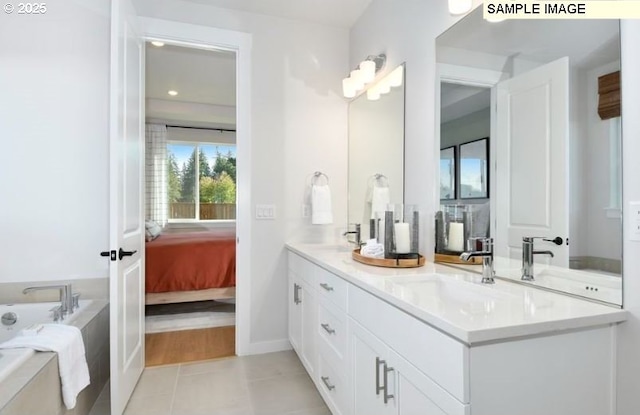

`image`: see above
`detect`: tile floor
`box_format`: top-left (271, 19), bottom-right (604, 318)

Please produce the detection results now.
top-left (88, 350), bottom-right (330, 415)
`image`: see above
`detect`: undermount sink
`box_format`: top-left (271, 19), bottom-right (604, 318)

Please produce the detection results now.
top-left (388, 274), bottom-right (514, 317)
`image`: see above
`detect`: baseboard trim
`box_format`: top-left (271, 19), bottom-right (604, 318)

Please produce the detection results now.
top-left (240, 338), bottom-right (292, 356)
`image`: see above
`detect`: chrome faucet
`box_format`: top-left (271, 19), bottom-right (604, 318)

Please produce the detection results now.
top-left (521, 237), bottom-right (562, 281)
top-left (343, 223), bottom-right (362, 247)
top-left (23, 284), bottom-right (74, 315)
top-left (460, 237), bottom-right (495, 284)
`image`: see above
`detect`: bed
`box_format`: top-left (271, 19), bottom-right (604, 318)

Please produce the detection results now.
top-left (144, 227), bottom-right (236, 305)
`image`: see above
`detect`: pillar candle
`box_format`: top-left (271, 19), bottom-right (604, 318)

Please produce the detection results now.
top-left (394, 222), bottom-right (411, 254)
top-left (447, 222), bottom-right (465, 252)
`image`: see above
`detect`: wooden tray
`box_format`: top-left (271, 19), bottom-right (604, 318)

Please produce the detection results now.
top-left (352, 249), bottom-right (425, 268)
top-left (434, 253), bottom-right (482, 265)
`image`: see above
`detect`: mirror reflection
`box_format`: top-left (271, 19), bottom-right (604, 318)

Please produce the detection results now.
top-left (348, 64), bottom-right (405, 241)
top-left (436, 8), bottom-right (622, 306)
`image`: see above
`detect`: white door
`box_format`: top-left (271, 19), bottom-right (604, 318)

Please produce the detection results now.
top-left (494, 57), bottom-right (569, 266)
top-left (109, 0), bottom-right (145, 414)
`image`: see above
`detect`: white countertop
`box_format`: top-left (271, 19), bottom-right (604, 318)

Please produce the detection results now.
top-left (286, 242), bottom-right (627, 345)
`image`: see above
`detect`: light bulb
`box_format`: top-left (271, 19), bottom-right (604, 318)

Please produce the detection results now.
top-left (448, 0), bottom-right (473, 15)
top-left (350, 69), bottom-right (364, 90)
top-left (359, 60), bottom-right (376, 84)
top-left (342, 78), bottom-right (356, 98)
top-left (151, 41), bottom-right (165, 47)
top-left (367, 84), bottom-right (381, 101)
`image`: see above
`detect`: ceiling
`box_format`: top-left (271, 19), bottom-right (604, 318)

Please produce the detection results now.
top-left (182, 0), bottom-right (373, 28)
top-left (438, 7), bottom-right (619, 70)
top-left (145, 42), bottom-right (236, 127)
top-left (440, 83), bottom-right (490, 124)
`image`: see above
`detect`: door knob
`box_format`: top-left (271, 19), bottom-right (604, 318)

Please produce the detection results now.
top-left (118, 248), bottom-right (138, 260)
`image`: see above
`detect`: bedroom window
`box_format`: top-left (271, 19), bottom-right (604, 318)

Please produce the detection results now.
top-left (167, 142), bottom-right (236, 221)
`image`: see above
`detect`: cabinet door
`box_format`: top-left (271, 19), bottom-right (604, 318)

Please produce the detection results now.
top-left (288, 273), bottom-right (302, 353)
top-left (351, 319), bottom-right (396, 415)
top-left (397, 373), bottom-right (447, 415)
top-left (300, 279), bottom-right (317, 376)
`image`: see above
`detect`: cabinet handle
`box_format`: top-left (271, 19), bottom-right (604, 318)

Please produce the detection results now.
top-left (375, 357), bottom-right (385, 396)
top-left (321, 376), bottom-right (336, 391)
top-left (319, 283), bottom-right (334, 292)
top-left (293, 283), bottom-right (302, 305)
top-left (320, 323), bottom-right (336, 335)
top-left (383, 362), bottom-right (395, 404)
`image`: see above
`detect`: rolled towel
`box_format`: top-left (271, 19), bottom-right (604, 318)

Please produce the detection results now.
top-left (361, 239), bottom-right (385, 258)
top-left (311, 184), bottom-right (333, 225)
top-left (371, 186), bottom-right (390, 219)
top-left (0, 324), bottom-right (90, 409)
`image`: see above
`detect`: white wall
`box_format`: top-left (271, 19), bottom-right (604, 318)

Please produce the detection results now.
top-left (0, 1), bottom-right (111, 283)
top-left (617, 19), bottom-right (640, 415)
top-left (133, 0), bottom-right (349, 350)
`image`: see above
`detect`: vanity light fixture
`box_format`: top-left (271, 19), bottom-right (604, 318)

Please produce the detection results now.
top-left (448, 0), bottom-right (473, 15)
top-left (150, 41), bottom-right (165, 47)
top-left (366, 65), bottom-right (404, 101)
top-left (342, 54), bottom-right (386, 98)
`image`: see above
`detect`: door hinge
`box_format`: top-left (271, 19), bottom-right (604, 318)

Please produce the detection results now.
top-left (100, 250), bottom-right (117, 261)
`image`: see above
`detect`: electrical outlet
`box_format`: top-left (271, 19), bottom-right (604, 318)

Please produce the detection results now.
top-left (301, 204), bottom-right (310, 218)
top-left (631, 202), bottom-right (640, 241)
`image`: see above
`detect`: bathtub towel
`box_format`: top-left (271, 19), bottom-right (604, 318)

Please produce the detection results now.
top-left (0, 324), bottom-right (90, 409)
top-left (311, 184), bottom-right (333, 225)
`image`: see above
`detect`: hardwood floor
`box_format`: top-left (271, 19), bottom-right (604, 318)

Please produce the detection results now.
top-left (145, 325), bottom-right (236, 366)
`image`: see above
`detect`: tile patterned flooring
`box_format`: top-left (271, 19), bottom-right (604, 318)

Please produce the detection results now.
top-left (89, 350), bottom-right (330, 415)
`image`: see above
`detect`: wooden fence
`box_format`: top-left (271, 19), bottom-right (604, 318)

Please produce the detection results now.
top-left (170, 203), bottom-right (236, 220)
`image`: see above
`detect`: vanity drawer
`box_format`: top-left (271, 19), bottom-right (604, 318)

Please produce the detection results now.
top-left (318, 298), bottom-right (347, 364)
top-left (288, 252), bottom-right (315, 285)
top-left (349, 285), bottom-right (469, 403)
top-left (317, 355), bottom-right (350, 415)
top-left (315, 266), bottom-right (348, 311)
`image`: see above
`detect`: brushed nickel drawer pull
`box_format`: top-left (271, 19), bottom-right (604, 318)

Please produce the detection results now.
top-left (321, 376), bottom-right (336, 391)
top-left (321, 323), bottom-right (336, 335)
top-left (319, 283), bottom-right (334, 291)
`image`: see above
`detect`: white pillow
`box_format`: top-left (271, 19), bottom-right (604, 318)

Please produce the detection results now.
top-left (145, 220), bottom-right (162, 242)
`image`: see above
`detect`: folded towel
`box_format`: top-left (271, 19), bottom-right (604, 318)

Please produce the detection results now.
top-left (311, 184), bottom-right (333, 225)
top-left (0, 324), bottom-right (90, 409)
top-left (371, 186), bottom-right (390, 219)
top-left (361, 239), bottom-right (385, 258)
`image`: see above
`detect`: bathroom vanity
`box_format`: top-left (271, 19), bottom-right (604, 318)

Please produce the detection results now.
top-left (287, 243), bottom-right (626, 415)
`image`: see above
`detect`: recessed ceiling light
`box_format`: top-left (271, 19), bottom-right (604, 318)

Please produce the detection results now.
top-left (168, 90), bottom-right (178, 96)
top-left (151, 41), bottom-right (165, 47)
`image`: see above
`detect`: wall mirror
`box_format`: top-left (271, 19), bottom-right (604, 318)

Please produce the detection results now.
top-left (348, 64), bottom-right (406, 241)
top-left (436, 8), bottom-right (622, 306)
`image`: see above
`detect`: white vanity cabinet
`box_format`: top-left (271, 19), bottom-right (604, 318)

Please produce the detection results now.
top-left (288, 253), bottom-right (317, 376)
top-left (287, 249), bottom-right (622, 415)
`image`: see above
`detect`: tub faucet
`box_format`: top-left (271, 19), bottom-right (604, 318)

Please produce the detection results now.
top-left (23, 284), bottom-right (74, 315)
top-left (460, 237), bottom-right (495, 284)
top-left (521, 237), bottom-right (562, 281)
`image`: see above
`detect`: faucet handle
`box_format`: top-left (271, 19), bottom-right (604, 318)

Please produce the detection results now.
top-left (523, 236), bottom-right (563, 245)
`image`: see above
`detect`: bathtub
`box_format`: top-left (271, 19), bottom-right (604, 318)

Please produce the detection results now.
top-left (0, 300), bottom-right (93, 382)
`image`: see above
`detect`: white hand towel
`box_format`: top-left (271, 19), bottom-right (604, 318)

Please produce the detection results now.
top-left (311, 184), bottom-right (333, 225)
top-left (0, 324), bottom-right (90, 409)
top-left (371, 186), bottom-right (390, 219)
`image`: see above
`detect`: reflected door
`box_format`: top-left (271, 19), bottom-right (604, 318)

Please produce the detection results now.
top-left (495, 57), bottom-right (569, 266)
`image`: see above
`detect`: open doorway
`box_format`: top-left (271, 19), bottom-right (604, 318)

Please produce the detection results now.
top-left (142, 41), bottom-right (238, 366)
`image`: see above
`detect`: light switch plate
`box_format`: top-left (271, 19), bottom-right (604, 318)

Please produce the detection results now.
top-left (630, 201), bottom-right (640, 241)
top-left (256, 204), bottom-right (276, 220)
top-left (301, 204), bottom-right (310, 218)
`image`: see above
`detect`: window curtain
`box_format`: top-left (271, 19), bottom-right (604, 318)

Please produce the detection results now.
top-left (145, 124), bottom-right (168, 226)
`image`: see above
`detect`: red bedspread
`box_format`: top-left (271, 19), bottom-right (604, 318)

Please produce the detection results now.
top-left (145, 229), bottom-right (236, 293)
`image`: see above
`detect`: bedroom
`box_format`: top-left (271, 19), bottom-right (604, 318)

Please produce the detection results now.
top-left (143, 41), bottom-right (238, 366)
